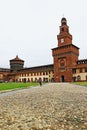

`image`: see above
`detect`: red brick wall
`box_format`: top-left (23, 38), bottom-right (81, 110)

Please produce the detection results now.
top-left (52, 45), bottom-right (79, 82)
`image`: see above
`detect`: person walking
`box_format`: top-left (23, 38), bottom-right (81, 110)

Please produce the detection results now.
top-left (38, 78), bottom-right (42, 86)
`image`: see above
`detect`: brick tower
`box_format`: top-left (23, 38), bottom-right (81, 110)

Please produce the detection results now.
top-left (52, 17), bottom-right (79, 82)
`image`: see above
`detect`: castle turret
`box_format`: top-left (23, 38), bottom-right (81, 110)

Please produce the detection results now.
top-left (10, 55), bottom-right (24, 72)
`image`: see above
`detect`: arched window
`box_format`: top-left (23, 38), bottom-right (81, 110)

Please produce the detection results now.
top-left (61, 28), bottom-right (64, 32)
top-left (60, 59), bottom-right (65, 67)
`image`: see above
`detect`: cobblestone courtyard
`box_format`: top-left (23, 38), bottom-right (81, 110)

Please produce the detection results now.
top-left (0, 83), bottom-right (87, 130)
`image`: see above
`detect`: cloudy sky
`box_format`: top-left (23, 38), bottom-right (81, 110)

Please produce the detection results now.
top-left (0, 0), bottom-right (87, 68)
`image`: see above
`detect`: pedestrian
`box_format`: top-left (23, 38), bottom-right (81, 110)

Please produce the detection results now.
top-left (39, 79), bottom-right (42, 86)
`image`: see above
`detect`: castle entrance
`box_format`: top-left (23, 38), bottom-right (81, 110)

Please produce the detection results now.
top-left (61, 75), bottom-right (65, 82)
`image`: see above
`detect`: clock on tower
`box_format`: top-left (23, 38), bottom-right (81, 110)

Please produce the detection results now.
top-left (61, 38), bottom-right (64, 43)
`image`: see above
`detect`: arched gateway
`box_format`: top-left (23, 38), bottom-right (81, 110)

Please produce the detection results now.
top-left (61, 75), bottom-right (65, 82)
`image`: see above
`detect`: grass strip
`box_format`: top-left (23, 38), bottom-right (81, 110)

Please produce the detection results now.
top-left (73, 82), bottom-right (87, 87)
top-left (0, 82), bottom-right (39, 91)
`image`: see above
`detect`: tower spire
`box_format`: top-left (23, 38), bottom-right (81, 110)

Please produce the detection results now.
top-left (57, 17), bottom-right (72, 47)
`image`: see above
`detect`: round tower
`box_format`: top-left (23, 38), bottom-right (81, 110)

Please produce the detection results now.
top-left (10, 55), bottom-right (24, 72)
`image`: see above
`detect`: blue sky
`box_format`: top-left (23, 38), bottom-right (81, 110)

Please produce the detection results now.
top-left (0, 0), bottom-right (87, 68)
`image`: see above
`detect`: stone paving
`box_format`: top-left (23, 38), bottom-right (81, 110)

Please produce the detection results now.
top-left (0, 83), bottom-right (87, 130)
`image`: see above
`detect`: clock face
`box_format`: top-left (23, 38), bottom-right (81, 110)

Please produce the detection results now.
top-left (61, 38), bottom-right (64, 43)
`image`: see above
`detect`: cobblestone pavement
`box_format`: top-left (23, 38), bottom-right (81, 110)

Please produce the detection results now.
top-left (0, 83), bottom-right (87, 130)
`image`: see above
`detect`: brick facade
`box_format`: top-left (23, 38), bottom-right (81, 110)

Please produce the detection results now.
top-left (52, 17), bottom-right (79, 82)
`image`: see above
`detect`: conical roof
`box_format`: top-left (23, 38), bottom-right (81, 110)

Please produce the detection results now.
top-left (61, 17), bottom-right (66, 21)
top-left (10, 55), bottom-right (24, 62)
